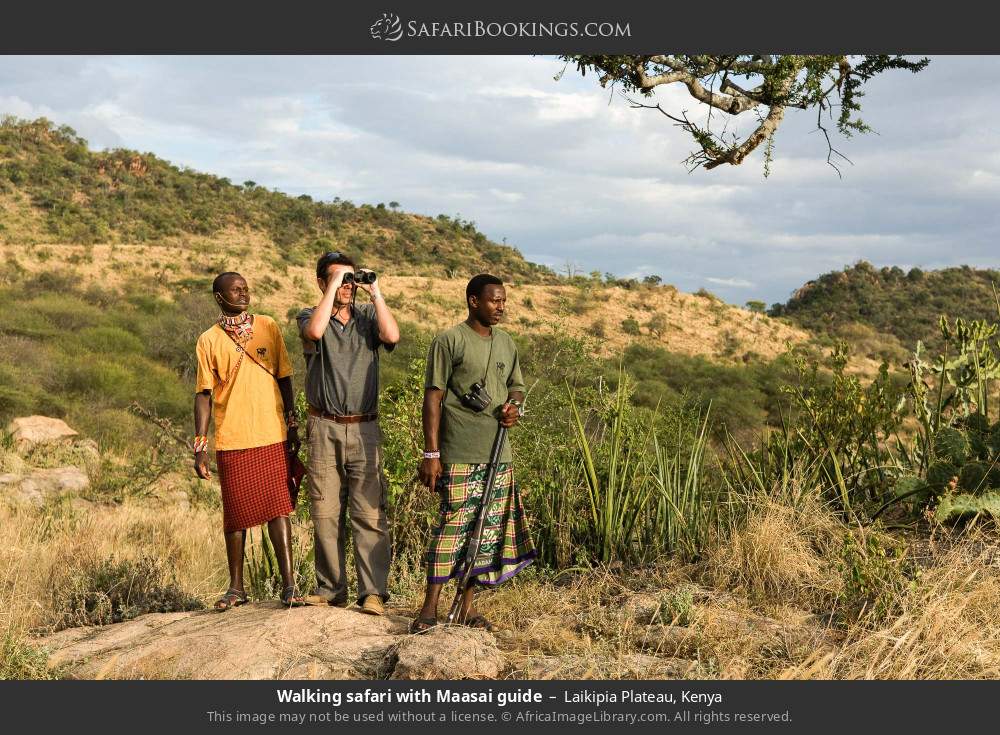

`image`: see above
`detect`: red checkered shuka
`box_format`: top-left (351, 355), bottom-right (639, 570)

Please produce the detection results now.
top-left (216, 441), bottom-right (292, 533)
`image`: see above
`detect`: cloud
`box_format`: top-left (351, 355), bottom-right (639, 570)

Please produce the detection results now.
top-left (0, 95), bottom-right (58, 120)
top-left (0, 55), bottom-right (999, 305)
top-left (706, 277), bottom-right (755, 288)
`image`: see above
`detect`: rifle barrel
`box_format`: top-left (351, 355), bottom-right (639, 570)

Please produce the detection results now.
top-left (446, 420), bottom-right (508, 624)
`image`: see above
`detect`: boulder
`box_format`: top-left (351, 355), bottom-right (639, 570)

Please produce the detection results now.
top-left (388, 625), bottom-right (502, 680)
top-left (7, 416), bottom-right (79, 452)
top-left (37, 604), bottom-right (502, 681)
top-left (622, 593), bottom-right (661, 624)
top-left (0, 466), bottom-right (90, 507)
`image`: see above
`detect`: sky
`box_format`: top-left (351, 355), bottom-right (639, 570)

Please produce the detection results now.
top-left (0, 55), bottom-right (998, 306)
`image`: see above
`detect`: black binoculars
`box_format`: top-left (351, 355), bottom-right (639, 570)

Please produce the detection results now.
top-left (342, 269), bottom-right (377, 285)
top-left (459, 381), bottom-right (493, 413)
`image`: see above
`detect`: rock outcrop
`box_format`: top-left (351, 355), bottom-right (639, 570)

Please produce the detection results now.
top-left (388, 625), bottom-right (502, 680)
top-left (7, 416), bottom-right (80, 451)
top-left (0, 466), bottom-right (90, 507)
top-left (38, 604), bottom-right (502, 680)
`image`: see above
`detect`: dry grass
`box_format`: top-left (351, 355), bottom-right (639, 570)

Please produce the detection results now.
top-left (454, 491), bottom-right (1000, 680)
top-left (0, 501), bottom-right (227, 638)
top-left (6, 470), bottom-right (1000, 679)
top-left (1, 238), bottom-right (810, 364)
top-left (817, 531), bottom-right (1000, 679)
top-left (699, 492), bottom-right (844, 613)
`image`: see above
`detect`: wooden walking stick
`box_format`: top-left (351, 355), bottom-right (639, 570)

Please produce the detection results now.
top-left (446, 413), bottom-right (509, 625)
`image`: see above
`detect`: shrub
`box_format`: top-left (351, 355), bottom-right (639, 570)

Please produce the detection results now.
top-left (621, 317), bottom-right (641, 336)
top-left (53, 554), bottom-right (203, 631)
top-left (837, 527), bottom-right (918, 626)
top-left (0, 633), bottom-right (58, 680)
top-left (652, 586), bottom-right (695, 626)
top-left (646, 313), bottom-right (668, 337)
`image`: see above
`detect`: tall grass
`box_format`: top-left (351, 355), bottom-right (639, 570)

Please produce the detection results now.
top-left (245, 525), bottom-right (315, 600)
top-left (648, 408), bottom-right (715, 560)
top-left (566, 371), bottom-right (718, 565)
top-left (568, 370), bottom-right (657, 564)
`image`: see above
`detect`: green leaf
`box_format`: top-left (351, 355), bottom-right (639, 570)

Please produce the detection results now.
top-left (927, 461), bottom-right (959, 490)
top-left (934, 492), bottom-right (1000, 523)
top-left (893, 474), bottom-right (929, 500)
top-left (934, 427), bottom-right (970, 465)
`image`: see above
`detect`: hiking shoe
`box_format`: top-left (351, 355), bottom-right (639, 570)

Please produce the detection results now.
top-left (303, 594), bottom-right (348, 607)
top-left (360, 595), bottom-right (385, 616)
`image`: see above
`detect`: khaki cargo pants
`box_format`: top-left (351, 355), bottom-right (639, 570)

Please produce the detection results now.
top-left (306, 415), bottom-right (391, 604)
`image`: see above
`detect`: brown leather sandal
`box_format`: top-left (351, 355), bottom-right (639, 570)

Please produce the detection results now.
top-left (214, 588), bottom-right (247, 611)
top-left (465, 615), bottom-right (495, 632)
top-left (409, 617), bottom-right (438, 634)
top-left (281, 586), bottom-right (307, 607)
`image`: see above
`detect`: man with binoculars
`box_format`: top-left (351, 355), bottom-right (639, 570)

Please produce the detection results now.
top-left (297, 251), bottom-right (400, 615)
top-left (412, 274), bottom-right (537, 633)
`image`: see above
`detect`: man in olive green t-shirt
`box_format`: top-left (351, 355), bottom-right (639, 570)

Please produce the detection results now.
top-left (412, 274), bottom-right (537, 633)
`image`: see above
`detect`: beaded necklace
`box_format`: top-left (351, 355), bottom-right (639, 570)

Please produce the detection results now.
top-left (218, 311), bottom-right (254, 344)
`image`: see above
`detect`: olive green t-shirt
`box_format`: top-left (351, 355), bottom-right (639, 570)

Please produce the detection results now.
top-left (424, 322), bottom-right (526, 464)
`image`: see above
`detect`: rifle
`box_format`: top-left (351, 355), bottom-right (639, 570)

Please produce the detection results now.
top-left (445, 411), bottom-right (509, 625)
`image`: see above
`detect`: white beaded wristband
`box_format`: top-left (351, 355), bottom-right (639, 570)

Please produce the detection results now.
top-left (423, 451), bottom-right (440, 459)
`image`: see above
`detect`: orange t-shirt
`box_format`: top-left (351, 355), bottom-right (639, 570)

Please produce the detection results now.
top-left (195, 314), bottom-right (293, 451)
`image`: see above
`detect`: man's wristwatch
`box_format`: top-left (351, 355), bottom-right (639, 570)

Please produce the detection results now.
top-left (509, 400), bottom-right (524, 417)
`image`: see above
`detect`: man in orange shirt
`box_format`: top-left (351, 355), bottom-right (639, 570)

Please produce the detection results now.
top-left (194, 271), bottom-right (305, 610)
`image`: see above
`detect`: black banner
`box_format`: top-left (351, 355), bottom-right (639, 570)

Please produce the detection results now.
top-left (0, 680), bottom-right (995, 733)
top-left (1, 0), bottom-right (999, 53)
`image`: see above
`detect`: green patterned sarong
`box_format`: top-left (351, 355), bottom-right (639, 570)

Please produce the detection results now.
top-left (425, 462), bottom-right (536, 585)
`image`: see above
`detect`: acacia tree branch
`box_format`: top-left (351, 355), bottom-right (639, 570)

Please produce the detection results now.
top-left (704, 99), bottom-right (786, 169)
top-left (627, 66), bottom-right (799, 171)
top-left (814, 99), bottom-right (853, 178)
top-left (632, 61), bottom-right (688, 89)
top-left (561, 54), bottom-right (928, 173)
top-left (632, 56), bottom-right (760, 113)
top-left (625, 97), bottom-right (725, 172)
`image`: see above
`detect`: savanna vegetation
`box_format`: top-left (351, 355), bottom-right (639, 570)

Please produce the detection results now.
top-left (5, 257), bottom-right (1000, 680)
top-left (772, 260), bottom-right (1000, 354)
top-left (0, 116), bottom-right (551, 282)
top-left (3, 116), bottom-right (1000, 681)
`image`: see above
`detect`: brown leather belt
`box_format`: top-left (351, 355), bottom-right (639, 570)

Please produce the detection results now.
top-left (307, 405), bottom-right (378, 424)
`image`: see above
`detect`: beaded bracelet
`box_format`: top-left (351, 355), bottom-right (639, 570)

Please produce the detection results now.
top-left (285, 410), bottom-right (300, 430)
top-left (193, 435), bottom-right (209, 453)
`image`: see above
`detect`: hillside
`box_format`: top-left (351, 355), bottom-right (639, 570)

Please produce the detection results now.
top-left (0, 116), bottom-right (550, 281)
top-left (772, 261), bottom-right (1000, 353)
top-left (9, 118), bottom-right (1000, 685)
top-left (0, 116), bottom-right (808, 368)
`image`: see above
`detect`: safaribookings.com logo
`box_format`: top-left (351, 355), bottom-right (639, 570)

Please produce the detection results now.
top-left (370, 13), bottom-right (631, 41)
top-left (370, 13), bottom-right (404, 41)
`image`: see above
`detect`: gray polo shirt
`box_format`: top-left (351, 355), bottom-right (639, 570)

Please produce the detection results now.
top-left (296, 303), bottom-right (395, 416)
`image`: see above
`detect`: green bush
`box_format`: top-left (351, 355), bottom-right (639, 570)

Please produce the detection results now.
top-left (0, 633), bottom-right (58, 680)
top-left (836, 528), bottom-right (918, 626)
top-left (621, 317), bottom-right (641, 336)
top-left (74, 326), bottom-right (145, 355)
top-left (652, 585), bottom-right (695, 626)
